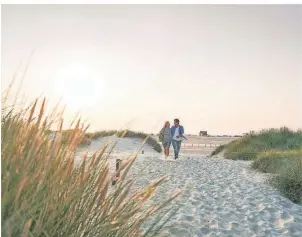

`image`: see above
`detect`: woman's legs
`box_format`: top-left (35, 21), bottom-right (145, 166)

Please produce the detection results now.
top-left (165, 147), bottom-right (169, 157)
top-left (163, 142), bottom-right (168, 157)
top-left (167, 140), bottom-right (171, 157)
top-left (163, 141), bottom-right (170, 158)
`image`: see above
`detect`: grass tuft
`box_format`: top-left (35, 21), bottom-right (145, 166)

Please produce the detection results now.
top-left (218, 127), bottom-right (302, 203)
top-left (223, 128), bottom-right (302, 160)
top-left (1, 97), bottom-right (178, 236)
top-left (271, 158), bottom-right (302, 204)
top-left (252, 149), bottom-right (302, 174)
top-left (210, 144), bottom-right (225, 157)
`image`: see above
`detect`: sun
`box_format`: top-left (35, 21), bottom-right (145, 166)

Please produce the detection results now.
top-left (54, 63), bottom-right (104, 111)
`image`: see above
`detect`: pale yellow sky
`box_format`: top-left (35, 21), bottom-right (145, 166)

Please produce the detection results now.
top-left (2, 5), bottom-right (302, 135)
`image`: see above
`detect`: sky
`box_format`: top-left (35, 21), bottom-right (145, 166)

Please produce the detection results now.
top-left (2, 5), bottom-right (302, 135)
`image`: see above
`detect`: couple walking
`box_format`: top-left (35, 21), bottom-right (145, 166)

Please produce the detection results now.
top-left (159, 118), bottom-right (185, 160)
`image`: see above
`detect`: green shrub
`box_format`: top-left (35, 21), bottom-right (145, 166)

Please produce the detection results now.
top-left (87, 130), bottom-right (118, 139)
top-left (210, 144), bottom-right (225, 157)
top-left (223, 128), bottom-right (302, 160)
top-left (120, 131), bottom-right (162, 153)
top-left (220, 128), bottom-right (302, 203)
top-left (1, 98), bottom-right (179, 237)
top-left (271, 158), bottom-right (302, 204)
top-left (252, 150), bottom-right (302, 173)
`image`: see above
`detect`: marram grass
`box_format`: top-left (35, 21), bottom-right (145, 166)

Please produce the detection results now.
top-left (70, 129), bottom-right (163, 153)
top-left (210, 128), bottom-right (302, 204)
top-left (252, 149), bottom-right (302, 174)
top-left (1, 98), bottom-right (181, 237)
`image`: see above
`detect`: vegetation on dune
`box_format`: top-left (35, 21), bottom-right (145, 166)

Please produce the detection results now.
top-left (252, 149), bottom-right (302, 174)
top-left (210, 144), bottom-right (225, 157)
top-left (118, 130), bottom-right (162, 153)
top-left (85, 130), bottom-right (118, 140)
top-left (253, 149), bottom-right (302, 204)
top-left (271, 159), bottom-right (302, 204)
top-left (1, 97), bottom-right (180, 237)
top-left (222, 127), bottom-right (302, 160)
top-left (59, 129), bottom-right (162, 153)
top-left (211, 127), bottom-right (302, 204)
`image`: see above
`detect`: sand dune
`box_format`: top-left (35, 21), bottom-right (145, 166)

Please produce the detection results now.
top-left (76, 136), bottom-right (302, 237)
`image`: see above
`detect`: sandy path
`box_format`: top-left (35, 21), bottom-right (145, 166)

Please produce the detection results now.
top-left (76, 137), bottom-right (302, 237)
top-left (129, 155), bottom-right (302, 237)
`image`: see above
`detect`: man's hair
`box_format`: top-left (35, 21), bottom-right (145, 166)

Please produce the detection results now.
top-left (174, 118), bottom-right (180, 123)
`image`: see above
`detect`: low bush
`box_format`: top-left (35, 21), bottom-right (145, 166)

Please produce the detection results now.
top-left (252, 149), bottom-right (302, 173)
top-left (210, 144), bottom-right (225, 157)
top-left (271, 158), bottom-right (302, 204)
top-left (222, 128), bottom-right (302, 160)
top-left (215, 128), bottom-right (302, 203)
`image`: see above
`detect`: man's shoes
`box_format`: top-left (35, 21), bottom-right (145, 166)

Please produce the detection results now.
top-left (175, 156), bottom-right (178, 160)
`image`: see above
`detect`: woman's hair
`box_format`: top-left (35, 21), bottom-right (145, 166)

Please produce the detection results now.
top-left (164, 121), bottom-right (170, 127)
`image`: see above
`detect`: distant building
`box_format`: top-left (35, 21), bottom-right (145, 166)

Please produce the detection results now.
top-left (199, 131), bottom-right (208, 136)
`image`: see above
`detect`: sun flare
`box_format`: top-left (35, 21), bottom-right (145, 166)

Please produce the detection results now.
top-left (54, 63), bottom-right (104, 111)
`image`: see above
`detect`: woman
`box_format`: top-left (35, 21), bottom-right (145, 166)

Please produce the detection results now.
top-left (159, 121), bottom-right (172, 158)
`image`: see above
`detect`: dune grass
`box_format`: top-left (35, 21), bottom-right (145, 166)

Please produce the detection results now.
top-left (1, 98), bottom-right (181, 236)
top-left (223, 127), bottom-right (302, 160)
top-left (79, 130), bottom-right (162, 153)
top-left (252, 149), bottom-right (302, 174)
top-left (253, 149), bottom-right (302, 204)
top-left (210, 127), bottom-right (302, 203)
top-left (271, 158), bottom-right (302, 204)
top-left (210, 144), bottom-right (225, 157)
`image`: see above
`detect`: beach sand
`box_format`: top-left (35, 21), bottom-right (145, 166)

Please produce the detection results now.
top-left (76, 136), bottom-right (302, 237)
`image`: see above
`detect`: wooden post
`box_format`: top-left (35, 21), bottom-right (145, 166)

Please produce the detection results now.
top-left (112, 159), bottom-right (122, 186)
top-left (116, 159), bottom-right (121, 178)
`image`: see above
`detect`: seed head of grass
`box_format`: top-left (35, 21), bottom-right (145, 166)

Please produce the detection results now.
top-left (1, 98), bottom-right (180, 237)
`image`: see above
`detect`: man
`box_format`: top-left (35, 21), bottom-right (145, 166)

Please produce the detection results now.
top-left (171, 118), bottom-right (185, 159)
